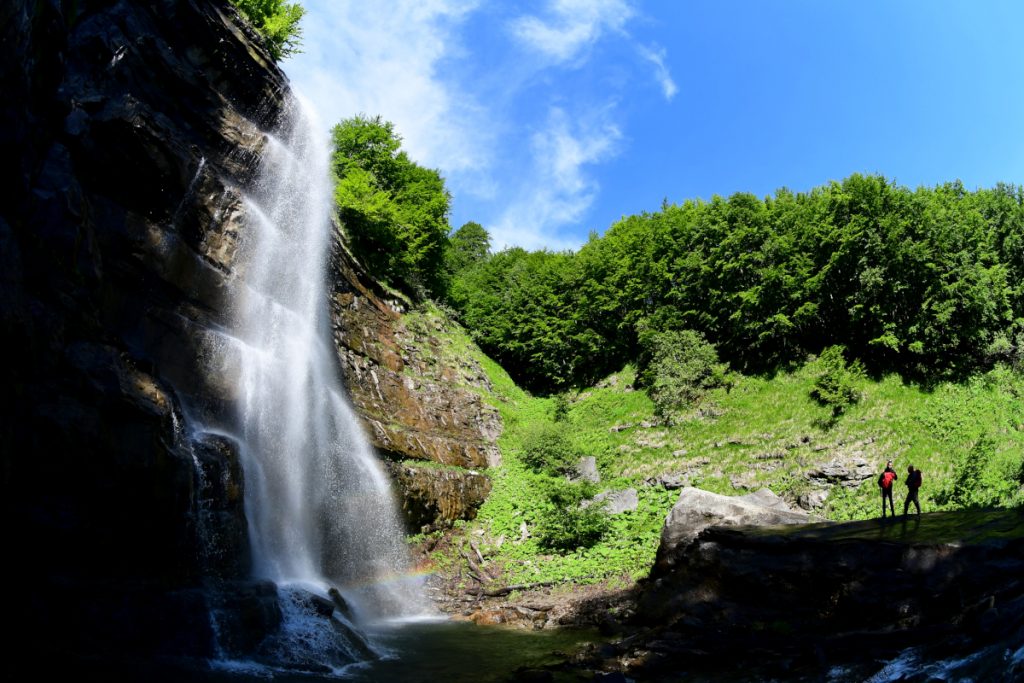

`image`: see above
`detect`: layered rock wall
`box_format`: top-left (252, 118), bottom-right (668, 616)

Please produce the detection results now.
top-left (2, 0), bottom-right (285, 662)
top-left (329, 243), bottom-right (501, 529)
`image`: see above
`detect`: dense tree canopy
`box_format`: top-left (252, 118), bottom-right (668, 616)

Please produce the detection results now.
top-left (446, 175), bottom-right (1024, 394)
top-left (444, 221), bottom-right (491, 280)
top-left (331, 115), bottom-right (451, 297)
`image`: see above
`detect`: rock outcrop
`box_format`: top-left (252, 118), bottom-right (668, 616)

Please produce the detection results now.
top-left (328, 252), bottom-right (501, 471)
top-left (387, 461), bottom-right (492, 532)
top-left (581, 507), bottom-right (1024, 682)
top-left (2, 0), bottom-right (288, 665)
top-left (328, 248), bottom-right (501, 528)
top-left (2, 0), bottom-right (501, 666)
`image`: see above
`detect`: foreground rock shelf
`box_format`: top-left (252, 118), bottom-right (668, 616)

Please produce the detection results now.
top-left (587, 506), bottom-right (1024, 681)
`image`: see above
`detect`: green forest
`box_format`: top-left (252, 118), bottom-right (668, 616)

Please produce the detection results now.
top-left (448, 178), bottom-right (1023, 393)
top-left (330, 117), bottom-right (1023, 395)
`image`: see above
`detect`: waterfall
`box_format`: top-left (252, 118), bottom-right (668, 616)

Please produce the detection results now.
top-left (228, 94), bottom-right (429, 630)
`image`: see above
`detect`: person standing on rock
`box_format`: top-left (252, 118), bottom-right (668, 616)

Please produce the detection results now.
top-left (878, 460), bottom-right (898, 518)
top-left (903, 465), bottom-right (922, 516)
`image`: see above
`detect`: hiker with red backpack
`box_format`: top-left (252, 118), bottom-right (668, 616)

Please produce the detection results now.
top-left (904, 465), bottom-right (923, 516)
top-left (878, 460), bottom-right (898, 518)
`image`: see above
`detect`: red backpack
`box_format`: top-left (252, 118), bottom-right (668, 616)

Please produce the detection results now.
top-left (880, 471), bottom-right (896, 489)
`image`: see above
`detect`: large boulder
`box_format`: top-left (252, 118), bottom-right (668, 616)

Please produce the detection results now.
top-left (654, 487), bottom-right (811, 570)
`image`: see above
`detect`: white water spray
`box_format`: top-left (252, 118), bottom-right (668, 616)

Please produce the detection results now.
top-left (228, 95), bottom-right (429, 623)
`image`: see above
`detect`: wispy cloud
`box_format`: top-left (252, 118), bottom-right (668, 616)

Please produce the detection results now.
top-left (637, 43), bottom-right (678, 100)
top-left (490, 108), bottom-right (621, 250)
top-left (509, 0), bottom-right (634, 64)
top-left (284, 0), bottom-right (488, 175)
top-left (285, 0), bottom-right (674, 250)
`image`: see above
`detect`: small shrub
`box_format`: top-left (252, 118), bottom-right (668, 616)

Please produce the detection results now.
top-left (937, 435), bottom-right (1022, 509)
top-left (230, 0), bottom-right (305, 60)
top-left (810, 345), bottom-right (865, 417)
top-left (520, 422), bottom-right (579, 476)
top-left (552, 393), bottom-right (571, 422)
top-left (534, 478), bottom-right (610, 552)
top-left (636, 328), bottom-right (730, 421)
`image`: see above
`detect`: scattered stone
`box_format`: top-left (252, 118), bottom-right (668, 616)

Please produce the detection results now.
top-left (609, 423), bottom-right (635, 433)
top-left (807, 457), bottom-right (873, 488)
top-left (729, 473), bottom-right (756, 490)
top-left (587, 488), bottom-right (639, 514)
top-left (671, 449), bottom-right (689, 457)
top-left (798, 489), bottom-right (830, 510)
top-left (635, 433), bottom-right (668, 449)
top-left (571, 456), bottom-right (600, 484)
top-left (754, 451), bottom-right (785, 460)
top-left (644, 473), bottom-right (689, 490)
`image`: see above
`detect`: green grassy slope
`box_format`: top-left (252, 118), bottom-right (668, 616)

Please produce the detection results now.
top-left (413, 306), bottom-right (1024, 587)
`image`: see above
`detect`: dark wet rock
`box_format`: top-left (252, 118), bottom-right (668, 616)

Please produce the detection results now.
top-left (387, 461), bottom-right (492, 531)
top-left (2, 0), bottom-right (287, 664)
top-left (620, 507), bottom-right (1024, 682)
top-left (208, 580), bottom-right (282, 657)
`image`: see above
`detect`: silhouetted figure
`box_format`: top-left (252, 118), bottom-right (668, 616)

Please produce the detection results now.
top-left (904, 465), bottom-right (922, 516)
top-left (878, 460), bottom-right (898, 518)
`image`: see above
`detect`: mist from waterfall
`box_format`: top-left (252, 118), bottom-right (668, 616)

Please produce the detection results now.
top-left (229, 94), bottom-right (429, 623)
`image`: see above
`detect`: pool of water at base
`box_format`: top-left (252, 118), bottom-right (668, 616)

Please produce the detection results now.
top-left (57, 621), bottom-right (601, 683)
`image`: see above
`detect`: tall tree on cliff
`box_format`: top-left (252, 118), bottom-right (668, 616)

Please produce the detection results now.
top-left (331, 115), bottom-right (451, 297)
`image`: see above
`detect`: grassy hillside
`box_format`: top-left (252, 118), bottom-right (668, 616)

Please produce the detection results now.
top-left (412, 305), bottom-right (1024, 588)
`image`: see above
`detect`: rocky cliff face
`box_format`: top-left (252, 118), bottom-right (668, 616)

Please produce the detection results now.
top-left (2, 0), bottom-right (501, 665)
top-left (329, 244), bottom-right (500, 529)
top-left (2, 0), bottom-right (286, 664)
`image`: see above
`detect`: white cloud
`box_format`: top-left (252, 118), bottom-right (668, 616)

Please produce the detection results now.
top-left (637, 43), bottom-right (678, 100)
top-left (510, 0), bottom-right (634, 64)
top-left (283, 0), bottom-right (673, 250)
top-left (489, 108), bottom-right (621, 250)
top-left (283, 0), bottom-right (489, 176)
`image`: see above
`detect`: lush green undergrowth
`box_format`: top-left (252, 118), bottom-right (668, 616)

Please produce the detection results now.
top-left (415, 305), bottom-right (1023, 587)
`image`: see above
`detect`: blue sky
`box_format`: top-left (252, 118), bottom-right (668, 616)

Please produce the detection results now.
top-left (283, 0), bottom-right (1024, 251)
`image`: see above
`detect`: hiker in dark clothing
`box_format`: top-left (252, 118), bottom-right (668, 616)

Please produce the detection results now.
top-left (904, 465), bottom-right (922, 516)
top-left (878, 460), bottom-right (898, 518)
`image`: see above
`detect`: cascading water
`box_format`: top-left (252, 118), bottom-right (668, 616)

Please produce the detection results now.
top-left (222, 94), bottom-right (431, 668)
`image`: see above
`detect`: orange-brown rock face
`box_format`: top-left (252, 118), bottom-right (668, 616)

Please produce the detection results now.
top-left (327, 239), bottom-right (501, 527)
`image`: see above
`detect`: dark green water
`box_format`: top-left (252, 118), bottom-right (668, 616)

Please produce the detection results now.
top-left (59, 621), bottom-right (600, 682)
top-left (346, 620), bottom-right (598, 682)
